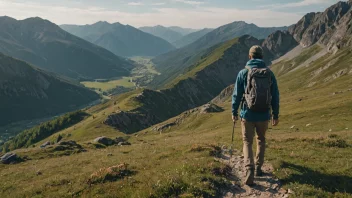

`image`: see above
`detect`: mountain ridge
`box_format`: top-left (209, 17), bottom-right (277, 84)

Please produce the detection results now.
top-left (150, 21), bottom-right (288, 88)
top-left (0, 53), bottom-right (99, 126)
top-left (61, 22), bottom-right (176, 57)
top-left (0, 16), bottom-right (134, 80)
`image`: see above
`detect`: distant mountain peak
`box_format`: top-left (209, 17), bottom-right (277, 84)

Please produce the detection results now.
top-left (289, 0), bottom-right (352, 48)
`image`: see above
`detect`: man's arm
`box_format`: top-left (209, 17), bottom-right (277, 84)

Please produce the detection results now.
top-left (271, 72), bottom-right (280, 123)
top-left (232, 70), bottom-right (245, 118)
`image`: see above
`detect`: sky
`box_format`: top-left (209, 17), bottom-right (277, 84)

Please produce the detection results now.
top-left (0, 0), bottom-right (341, 28)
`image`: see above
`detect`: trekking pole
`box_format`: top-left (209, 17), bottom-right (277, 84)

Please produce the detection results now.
top-left (230, 123), bottom-right (235, 157)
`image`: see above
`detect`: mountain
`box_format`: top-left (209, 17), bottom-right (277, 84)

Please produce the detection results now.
top-left (139, 25), bottom-right (184, 43)
top-left (167, 26), bottom-right (199, 35)
top-left (0, 53), bottom-right (99, 126)
top-left (151, 21), bottom-right (288, 87)
top-left (103, 35), bottom-right (267, 133)
top-left (289, 0), bottom-right (352, 50)
top-left (60, 22), bottom-right (175, 57)
top-left (172, 28), bottom-right (213, 48)
top-left (1, 1), bottom-right (352, 198)
top-left (0, 17), bottom-right (134, 80)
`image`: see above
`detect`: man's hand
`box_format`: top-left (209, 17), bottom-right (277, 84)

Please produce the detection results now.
top-left (232, 115), bottom-right (239, 126)
top-left (272, 119), bottom-right (279, 126)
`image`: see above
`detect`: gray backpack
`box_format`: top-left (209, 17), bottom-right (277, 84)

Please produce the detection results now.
top-left (244, 66), bottom-right (272, 112)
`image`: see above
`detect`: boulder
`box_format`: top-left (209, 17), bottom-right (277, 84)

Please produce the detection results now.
top-left (199, 103), bottom-right (224, 114)
top-left (94, 137), bottom-right (114, 146)
top-left (40, 141), bottom-right (51, 148)
top-left (0, 153), bottom-right (22, 164)
top-left (118, 142), bottom-right (131, 146)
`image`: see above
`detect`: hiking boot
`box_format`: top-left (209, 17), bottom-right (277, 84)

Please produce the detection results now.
top-left (255, 167), bottom-right (263, 177)
top-left (243, 168), bottom-right (255, 186)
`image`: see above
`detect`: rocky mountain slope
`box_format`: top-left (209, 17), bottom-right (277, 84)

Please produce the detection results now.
top-left (150, 21), bottom-right (287, 88)
top-left (139, 25), bottom-right (184, 43)
top-left (172, 28), bottom-right (213, 48)
top-left (61, 22), bottom-right (175, 57)
top-left (0, 17), bottom-right (134, 80)
top-left (0, 53), bottom-right (99, 126)
top-left (289, 0), bottom-right (352, 50)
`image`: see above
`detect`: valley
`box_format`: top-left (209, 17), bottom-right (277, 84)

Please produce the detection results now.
top-left (1, 0), bottom-right (352, 197)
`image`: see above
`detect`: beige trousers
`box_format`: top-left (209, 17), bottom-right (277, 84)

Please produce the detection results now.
top-left (241, 119), bottom-right (268, 170)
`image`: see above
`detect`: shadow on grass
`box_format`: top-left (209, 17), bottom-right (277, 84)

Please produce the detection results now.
top-left (280, 162), bottom-right (352, 194)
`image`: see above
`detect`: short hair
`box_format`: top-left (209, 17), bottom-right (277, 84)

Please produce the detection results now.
top-left (249, 45), bottom-right (264, 59)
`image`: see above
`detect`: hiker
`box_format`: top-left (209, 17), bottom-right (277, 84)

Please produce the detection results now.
top-left (231, 45), bottom-right (280, 186)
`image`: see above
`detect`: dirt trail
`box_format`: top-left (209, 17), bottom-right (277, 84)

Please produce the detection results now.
top-left (220, 149), bottom-right (293, 198)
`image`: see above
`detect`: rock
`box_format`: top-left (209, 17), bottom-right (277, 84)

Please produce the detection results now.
top-left (306, 123), bottom-right (312, 127)
top-left (290, 125), bottom-right (295, 129)
top-left (36, 171), bottom-right (42, 176)
top-left (199, 103), bottom-right (224, 114)
top-left (271, 183), bottom-right (279, 190)
top-left (107, 153), bottom-right (113, 157)
top-left (0, 153), bottom-right (22, 164)
top-left (288, 189), bottom-right (294, 194)
top-left (40, 141), bottom-right (51, 148)
top-left (153, 123), bottom-right (176, 132)
top-left (329, 129), bottom-right (332, 132)
top-left (346, 128), bottom-right (349, 130)
top-left (94, 137), bottom-right (114, 146)
top-left (262, 30), bottom-right (298, 58)
top-left (118, 142), bottom-right (131, 146)
top-left (53, 141), bottom-right (85, 152)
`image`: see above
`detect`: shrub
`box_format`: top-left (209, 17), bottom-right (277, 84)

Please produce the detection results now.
top-left (2, 111), bottom-right (88, 152)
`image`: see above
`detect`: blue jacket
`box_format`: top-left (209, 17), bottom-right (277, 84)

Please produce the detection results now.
top-left (232, 59), bottom-right (280, 122)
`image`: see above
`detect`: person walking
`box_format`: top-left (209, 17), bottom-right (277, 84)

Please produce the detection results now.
top-left (231, 45), bottom-right (280, 186)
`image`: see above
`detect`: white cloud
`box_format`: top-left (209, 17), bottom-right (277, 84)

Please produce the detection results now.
top-left (0, 0), bottom-right (303, 28)
top-left (262, 0), bottom-right (336, 9)
top-left (151, 2), bottom-right (166, 6)
top-left (174, 0), bottom-right (205, 5)
top-left (127, 2), bottom-right (143, 6)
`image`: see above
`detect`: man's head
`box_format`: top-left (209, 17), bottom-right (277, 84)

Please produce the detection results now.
top-left (249, 45), bottom-right (264, 60)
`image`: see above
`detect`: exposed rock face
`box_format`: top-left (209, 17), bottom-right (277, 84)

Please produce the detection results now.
top-left (105, 36), bottom-right (264, 133)
top-left (94, 137), bottom-right (115, 146)
top-left (52, 141), bottom-right (86, 153)
top-left (0, 153), bottom-right (22, 164)
top-left (104, 111), bottom-right (159, 133)
top-left (199, 103), bottom-right (224, 114)
top-left (40, 141), bottom-right (51, 148)
top-left (211, 85), bottom-right (234, 104)
top-left (153, 103), bottom-right (223, 132)
top-left (262, 31), bottom-right (298, 58)
top-left (289, 1), bottom-right (352, 48)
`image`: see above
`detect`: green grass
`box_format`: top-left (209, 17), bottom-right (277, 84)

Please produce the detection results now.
top-left (165, 38), bottom-right (239, 88)
top-left (1, 46), bottom-right (352, 197)
top-left (81, 77), bottom-right (135, 92)
top-left (271, 44), bottom-right (323, 77)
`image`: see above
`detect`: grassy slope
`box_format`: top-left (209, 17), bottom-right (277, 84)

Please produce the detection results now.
top-left (165, 38), bottom-right (239, 88)
top-left (0, 46), bottom-right (352, 197)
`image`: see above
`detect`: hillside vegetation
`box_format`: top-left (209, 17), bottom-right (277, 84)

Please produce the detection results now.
top-left (2, 111), bottom-right (88, 152)
top-left (0, 53), bottom-right (99, 126)
top-left (0, 45), bottom-right (351, 197)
